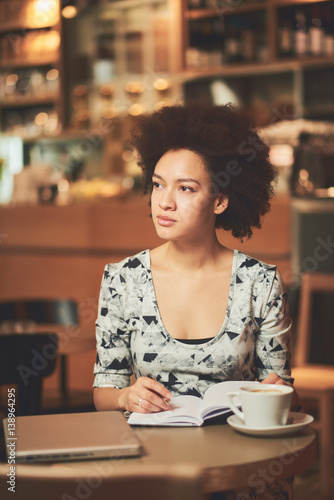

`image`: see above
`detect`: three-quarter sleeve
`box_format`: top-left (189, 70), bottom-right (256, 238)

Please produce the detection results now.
top-left (93, 264), bottom-right (133, 389)
top-left (254, 268), bottom-right (293, 383)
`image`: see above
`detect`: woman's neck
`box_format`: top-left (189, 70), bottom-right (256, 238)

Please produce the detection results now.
top-left (159, 237), bottom-right (228, 272)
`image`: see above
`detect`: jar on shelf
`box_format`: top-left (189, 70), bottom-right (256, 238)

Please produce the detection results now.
top-left (289, 132), bottom-right (325, 197)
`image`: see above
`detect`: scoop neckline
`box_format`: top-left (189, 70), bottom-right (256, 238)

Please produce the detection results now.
top-left (144, 248), bottom-right (238, 349)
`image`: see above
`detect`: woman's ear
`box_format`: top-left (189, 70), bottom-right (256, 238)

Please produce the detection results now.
top-left (214, 194), bottom-right (228, 215)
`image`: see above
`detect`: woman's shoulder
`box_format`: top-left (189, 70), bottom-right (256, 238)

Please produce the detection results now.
top-left (234, 252), bottom-right (288, 310)
top-left (234, 250), bottom-right (279, 285)
top-left (235, 250), bottom-right (277, 272)
top-left (104, 249), bottom-right (150, 275)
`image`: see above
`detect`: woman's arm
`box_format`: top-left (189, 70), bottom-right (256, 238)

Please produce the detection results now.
top-left (93, 262), bottom-right (172, 413)
top-left (93, 264), bottom-right (134, 392)
top-left (93, 263), bottom-right (171, 413)
top-left (94, 386), bottom-right (125, 411)
top-left (260, 372), bottom-right (300, 411)
top-left (255, 268), bottom-right (300, 410)
top-left (254, 268), bottom-right (293, 382)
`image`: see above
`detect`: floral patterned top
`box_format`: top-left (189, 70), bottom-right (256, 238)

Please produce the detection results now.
top-left (93, 249), bottom-right (292, 395)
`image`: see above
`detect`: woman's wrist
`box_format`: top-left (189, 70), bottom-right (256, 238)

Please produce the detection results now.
top-left (116, 387), bottom-right (129, 411)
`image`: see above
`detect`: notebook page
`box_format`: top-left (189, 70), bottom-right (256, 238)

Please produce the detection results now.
top-left (128, 395), bottom-right (202, 426)
top-left (201, 380), bottom-right (260, 419)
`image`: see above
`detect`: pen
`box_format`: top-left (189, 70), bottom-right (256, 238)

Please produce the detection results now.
top-left (148, 374), bottom-right (170, 405)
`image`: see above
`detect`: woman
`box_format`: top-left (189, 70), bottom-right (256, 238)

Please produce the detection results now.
top-left (93, 102), bottom-right (297, 498)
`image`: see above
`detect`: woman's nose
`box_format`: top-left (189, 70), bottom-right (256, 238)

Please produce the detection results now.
top-left (159, 190), bottom-right (176, 210)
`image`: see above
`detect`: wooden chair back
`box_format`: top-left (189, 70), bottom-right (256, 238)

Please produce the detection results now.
top-left (0, 299), bottom-right (78, 326)
top-left (294, 272), bottom-right (334, 367)
top-left (0, 333), bottom-right (58, 415)
top-left (0, 298), bottom-right (79, 403)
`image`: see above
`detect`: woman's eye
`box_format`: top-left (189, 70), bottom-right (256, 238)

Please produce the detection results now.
top-left (152, 182), bottom-right (162, 189)
top-left (180, 186), bottom-right (194, 193)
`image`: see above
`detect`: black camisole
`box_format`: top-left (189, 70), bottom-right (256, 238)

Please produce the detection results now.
top-left (175, 337), bottom-right (214, 345)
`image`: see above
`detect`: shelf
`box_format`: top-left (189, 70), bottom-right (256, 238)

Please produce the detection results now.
top-left (100, 0), bottom-right (167, 10)
top-left (0, 23), bottom-right (57, 34)
top-left (20, 129), bottom-right (100, 143)
top-left (186, 0), bottom-right (330, 17)
top-left (274, 56), bottom-right (334, 70)
top-left (0, 57), bottom-right (59, 70)
top-left (186, 2), bottom-right (266, 20)
top-left (0, 1), bottom-right (64, 135)
top-left (271, 0), bottom-right (330, 6)
top-left (303, 105), bottom-right (334, 117)
top-left (182, 56), bottom-right (334, 80)
top-left (0, 93), bottom-right (59, 108)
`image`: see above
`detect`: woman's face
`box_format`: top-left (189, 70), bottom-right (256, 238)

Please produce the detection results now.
top-left (151, 149), bottom-right (227, 243)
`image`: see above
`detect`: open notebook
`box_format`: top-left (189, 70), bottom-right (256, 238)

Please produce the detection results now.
top-left (3, 411), bottom-right (142, 463)
top-left (128, 380), bottom-right (260, 426)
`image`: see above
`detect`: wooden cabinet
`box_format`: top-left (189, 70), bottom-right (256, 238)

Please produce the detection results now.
top-left (0, 0), bottom-right (63, 136)
top-left (63, 0), bottom-right (180, 130)
top-left (180, 0), bottom-right (334, 126)
top-left (1, 0), bottom-right (334, 139)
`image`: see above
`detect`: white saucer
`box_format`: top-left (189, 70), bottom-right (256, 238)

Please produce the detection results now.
top-left (227, 412), bottom-right (314, 437)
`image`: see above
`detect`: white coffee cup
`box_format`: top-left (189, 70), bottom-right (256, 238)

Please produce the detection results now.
top-left (226, 384), bottom-right (294, 428)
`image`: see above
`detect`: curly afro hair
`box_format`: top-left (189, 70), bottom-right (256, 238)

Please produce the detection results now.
top-left (130, 101), bottom-right (277, 240)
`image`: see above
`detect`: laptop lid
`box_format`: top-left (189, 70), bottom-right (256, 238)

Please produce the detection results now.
top-left (3, 411), bottom-right (142, 463)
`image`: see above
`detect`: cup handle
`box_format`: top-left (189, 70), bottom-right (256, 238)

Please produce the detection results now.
top-left (226, 392), bottom-right (245, 422)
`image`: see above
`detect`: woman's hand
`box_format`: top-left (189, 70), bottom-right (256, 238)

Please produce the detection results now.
top-left (260, 372), bottom-right (300, 411)
top-left (117, 376), bottom-right (172, 414)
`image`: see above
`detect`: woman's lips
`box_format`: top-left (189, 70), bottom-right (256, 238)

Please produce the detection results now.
top-left (157, 216), bottom-right (176, 227)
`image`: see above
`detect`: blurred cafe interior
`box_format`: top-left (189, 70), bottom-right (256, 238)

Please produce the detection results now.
top-left (0, 0), bottom-right (333, 496)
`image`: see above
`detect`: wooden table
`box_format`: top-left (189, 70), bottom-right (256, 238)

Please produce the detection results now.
top-left (0, 421), bottom-right (317, 495)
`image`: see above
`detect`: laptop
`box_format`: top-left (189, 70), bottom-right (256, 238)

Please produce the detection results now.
top-left (3, 411), bottom-right (142, 463)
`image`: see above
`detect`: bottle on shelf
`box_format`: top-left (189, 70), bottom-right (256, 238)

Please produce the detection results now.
top-left (0, 66), bottom-right (59, 104)
top-left (210, 17), bottom-right (224, 66)
top-left (70, 85), bottom-right (90, 131)
top-left (289, 132), bottom-right (325, 197)
top-left (1, 104), bottom-right (60, 138)
top-left (187, 18), bottom-right (222, 67)
top-left (278, 7), bottom-right (294, 58)
top-left (254, 10), bottom-right (268, 63)
top-left (224, 17), bottom-right (242, 64)
top-left (200, 19), bottom-right (214, 66)
top-left (293, 7), bottom-right (309, 58)
top-left (16, 70), bottom-right (31, 96)
top-left (126, 32), bottom-right (143, 74)
top-left (309, 4), bottom-right (325, 56)
top-left (323, 2), bottom-right (334, 57)
top-left (241, 14), bottom-right (256, 63)
top-left (186, 20), bottom-right (201, 67)
top-left (94, 17), bottom-right (116, 83)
